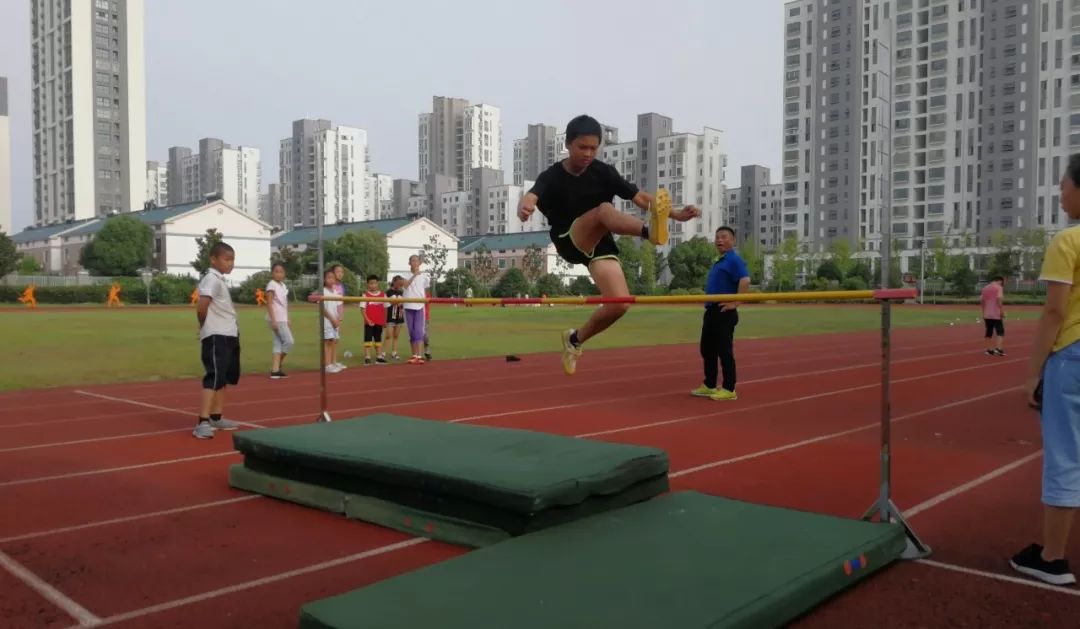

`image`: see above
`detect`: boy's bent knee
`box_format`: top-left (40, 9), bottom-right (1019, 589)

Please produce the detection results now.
top-left (604, 302), bottom-right (631, 318)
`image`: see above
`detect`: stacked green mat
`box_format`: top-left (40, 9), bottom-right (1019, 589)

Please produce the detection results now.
top-left (298, 491), bottom-right (908, 629)
top-left (230, 414), bottom-right (669, 547)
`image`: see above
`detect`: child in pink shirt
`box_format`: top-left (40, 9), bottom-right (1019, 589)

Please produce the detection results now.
top-left (980, 275), bottom-right (1005, 356)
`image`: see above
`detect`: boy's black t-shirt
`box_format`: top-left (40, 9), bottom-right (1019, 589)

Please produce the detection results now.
top-left (386, 289), bottom-right (404, 321)
top-left (528, 160), bottom-right (639, 236)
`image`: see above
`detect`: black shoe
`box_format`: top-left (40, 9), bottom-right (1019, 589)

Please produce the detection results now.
top-left (994, 349), bottom-right (1006, 356)
top-left (270, 371), bottom-right (288, 379)
top-left (1010, 543), bottom-right (1077, 586)
top-left (424, 352), bottom-right (432, 361)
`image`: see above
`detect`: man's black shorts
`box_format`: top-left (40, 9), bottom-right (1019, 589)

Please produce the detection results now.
top-left (201, 334), bottom-right (241, 390)
top-left (553, 229), bottom-right (620, 266)
top-left (984, 318), bottom-right (1005, 338)
top-left (364, 324), bottom-right (384, 344)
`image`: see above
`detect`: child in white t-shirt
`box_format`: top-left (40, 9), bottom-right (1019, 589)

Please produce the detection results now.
top-left (265, 262), bottom-right (293, 379)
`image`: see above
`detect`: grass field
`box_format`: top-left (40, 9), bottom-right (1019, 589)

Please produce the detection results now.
top-left (0, 302), bottom-right (1040, 391)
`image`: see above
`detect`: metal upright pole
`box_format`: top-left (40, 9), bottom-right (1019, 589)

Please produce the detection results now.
top-left (316, 207), bottom-right (332, 423)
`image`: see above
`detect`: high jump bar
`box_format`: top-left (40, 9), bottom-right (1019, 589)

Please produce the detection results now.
top-left (306, 285), bottom-right (930, 560)
top-left (307, 288), bottom-right (917, 306)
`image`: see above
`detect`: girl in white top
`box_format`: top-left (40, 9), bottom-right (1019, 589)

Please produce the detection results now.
top-left (265, 263), bottom-right (293, 379)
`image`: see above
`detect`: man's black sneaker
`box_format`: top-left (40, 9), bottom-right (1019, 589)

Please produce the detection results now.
top-left (1010, 543), bottom-right (1076, 586)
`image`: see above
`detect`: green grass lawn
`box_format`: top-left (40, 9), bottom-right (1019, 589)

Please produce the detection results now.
top-left (0, 303), bottom-right (1039, 391)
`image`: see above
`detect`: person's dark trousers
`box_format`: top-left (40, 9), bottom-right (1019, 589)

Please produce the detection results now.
top-left (701, 306), bottom-right (739, 391)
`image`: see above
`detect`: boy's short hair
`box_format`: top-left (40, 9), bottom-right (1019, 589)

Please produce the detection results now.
top-left (209, 241), bottom-right (234, 258)
top-left (565, 115), bottom-right (603, 145)
top-left (993, 275), bottom-right (1005, 283)
top-left (391, 275), bottom-right (403, 283)
top-left (366, 274), bottom-right (379, 282)
top-left (271, 262), bottom-right (285, 272)
top-left (716, 226), bottom-right (737, 238)
top-left (323, 268), bottom-right (336, 279)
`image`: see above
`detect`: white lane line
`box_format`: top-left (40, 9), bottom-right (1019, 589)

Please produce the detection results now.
top-left (0, 549), bottom-right (102, 627)
top-left (0, 452), bottom-right (237, 488)
top-left (915, 559), bottom-right (1080, 596)
top-left (73, 391), bottom-right (263, 429)
top-left (902, 450), bottom-right (1045, 518)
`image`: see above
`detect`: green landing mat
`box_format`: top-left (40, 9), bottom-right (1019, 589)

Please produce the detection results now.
top-left (298, 491), bottom-right (907, 629)
top-left (231, 414), bottom-right (669, 514)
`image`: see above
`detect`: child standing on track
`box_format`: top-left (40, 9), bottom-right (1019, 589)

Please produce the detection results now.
top-left (980, 276), bottom-right (1006, 356)
top-left (385, 276), bottom-right (405, 360)
top-left (401, 255), bottom-right (430, 364)
top-left (321, 269), bottom-right (345, 373)
top-left (359, 274), bottom-right (388, 364)
top-left (265, 262), bottom-right (293, 379)
top-left (193, 242), bottom-right (242, 439)
top-left (517, 114), bottom-right (700, 375)
top-left (330, 263), bottom-right (347, 370)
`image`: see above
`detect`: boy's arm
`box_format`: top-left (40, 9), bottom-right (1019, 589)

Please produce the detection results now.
top-left (517, 192), bottom-right (540, 221)
top-left (265, 290), bottom-right (277, 325)
top-left (196, 296), bottom-right (212, 328)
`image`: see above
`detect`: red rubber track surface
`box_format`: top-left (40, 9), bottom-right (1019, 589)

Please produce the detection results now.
top-left (2, 320), bottom-right (1078, 628)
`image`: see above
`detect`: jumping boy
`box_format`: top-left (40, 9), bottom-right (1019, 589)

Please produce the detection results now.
top-left (194, 241), bottom-right (242, 439)
top-left (359, 274), bottom-right (388, 364)
top-left (265, 262), bottom-right (293, 378)
top-left (517, 114), bottom-right (700, 374)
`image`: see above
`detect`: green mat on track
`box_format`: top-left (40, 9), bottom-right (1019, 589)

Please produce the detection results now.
top-left (298, 491), bottom-right (907, 629)
top-left (232, 415), bottom-right (669, 513)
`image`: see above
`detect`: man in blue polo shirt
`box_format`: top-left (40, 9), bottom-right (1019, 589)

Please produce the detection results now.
top-left (692, 226), bottom-right (751, 401)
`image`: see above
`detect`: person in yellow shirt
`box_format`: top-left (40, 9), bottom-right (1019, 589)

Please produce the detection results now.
top-left (1013, 155), bottom-right (1080, 586)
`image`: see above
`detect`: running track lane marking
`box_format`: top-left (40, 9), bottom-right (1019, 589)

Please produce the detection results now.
top-left (902, 450), bottom-right (1045, 518)
top-left (1, 348), bottom-right (1005, 453)
top-left (0, 496), bottom-right (262, 544)
top-left (72, 391), bottom-right (263, 429)
top-left (68, 538), bottom-right (429, 628)
top-left (0, 549), bottom-right (102, 627)
top-left (915, 558), bottom-right (1080, 596)
top-left (0, 359), bottom-right (1021, 487)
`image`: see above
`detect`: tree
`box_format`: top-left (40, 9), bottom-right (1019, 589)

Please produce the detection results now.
top-left (638, 241), bottom-right (658, 294)
top-left (949, 257), bottom-right (977, 296)
top-left (1016, 228), bottom-right (1048, 281)
top-left (421, 234), bottom-right (450, 296)
top-left (616, 236), bottom-right (643, 292)
top-left (667, 237), bottom-right (716, 290)
top-left (469, 246), bottom-right (499, 291)
top-left (190, 228), bottom-right (224, 275)
top-left (271, 246), bottom-right (304, 280)
top-left (492, 267), bottom-right (530, 297)
top-left (828, 238), bottom-right (856, 279)
top-left (80, 216), bottom-right (153, 276)
top-left (739, 240), bottom-right (764, 285)
top-left (520, 244), bottom-right (546, 285)
top-left (568, 275), bottom-right (597, 295)
top-left (440, 267), bottom-right (482, 297)
top-left (324, 229), bottom-right (390, 281)
top-left (772, 234), bottom-right (800, 291)
top-left (0, 233), bottom-right (17, 278)
top-left (17, 255), bottom-right (43, 275)
top-left (815, 259), bottom-right (843, 281)
top-left (986, 230), bottom-right (1019, 280)
top-left (534, 273), bottom-right (564, 297)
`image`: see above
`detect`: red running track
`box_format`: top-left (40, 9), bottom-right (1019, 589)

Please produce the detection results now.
top-left (1, 321), bottom-right (1078, 628)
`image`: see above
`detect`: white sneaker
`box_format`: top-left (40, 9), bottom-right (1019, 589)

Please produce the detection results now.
top-left (209, 418), bottom-right (241, 431)
top-left (192, 423), bottom-right (214, 439)
top-left (326, 364), bottom-right (342, 374)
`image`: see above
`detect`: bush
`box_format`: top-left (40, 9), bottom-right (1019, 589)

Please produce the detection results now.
top-left (151, 274), bottom-right (199, 305)
top-left (237, 271), bottom-right (272, 305)
top-left (841, 277), bottom-right (869, 291)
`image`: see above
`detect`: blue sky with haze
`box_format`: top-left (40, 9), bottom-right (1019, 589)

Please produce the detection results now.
top-left (0, 0), bottom-right (784, 231)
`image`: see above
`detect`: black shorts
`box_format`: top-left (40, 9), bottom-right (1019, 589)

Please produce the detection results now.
top-left (984, 318), bottom-right (1005, 338)
top-left (364, 324), bottom-right (384, 344)
top-left (552, 229), bottom-right (620, 266)
top-left (201, 334), bottom-right (240, 390)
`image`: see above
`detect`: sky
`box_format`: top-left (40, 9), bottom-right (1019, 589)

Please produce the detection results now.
top-left (0, 0), bottom-right (785, 232)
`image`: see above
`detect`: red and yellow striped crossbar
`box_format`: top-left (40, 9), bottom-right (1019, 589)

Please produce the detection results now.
top-left (308, 288), bottom-right (917, 306)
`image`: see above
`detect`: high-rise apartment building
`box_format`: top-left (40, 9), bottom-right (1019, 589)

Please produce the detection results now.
top-left (513, 122), bottom-right (619, 185)
top-left (165, 138), bottom-right (261, 216)
top-left (0, 77), bottom-right (12, 234)
top-left (784, 0), bottom-right (1080, 255)
top-left (726, 165), bottom-right (784, 250)
top-left (418, 96), bottom-right (502, 192)
top-left (144, 160), bottom-right (166, 206)
top-left (31, 0), bottom-right (146, 225)
top-left (279, 119), bottom-right (366, 228)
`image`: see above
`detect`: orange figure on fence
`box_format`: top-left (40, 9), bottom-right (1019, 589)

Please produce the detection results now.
top-left (18, 285), bottom-right (37, 308)
top-left (106, 283), bottom-right (122, 307)
top-left (255, 288), bottom-right (267, 305)
top-left (190, 287), bottom-right (199, 305)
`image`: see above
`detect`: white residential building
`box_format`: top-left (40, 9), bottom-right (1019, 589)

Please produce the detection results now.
top-left (0, 77), bottom-right (11, 234)
top-left (366, 173), bottom-right (394, 220)
top-left (145, 160), bottom-right (167, 206)
top-left (31, 0), bottom-right (147, 225)
top-left (165, 139), bottom-right (260, 217)
top-left (783, 0), bottom-right (1080, 255)
top-left (218, 146), bottom-right (260, 217)
top-left (513, 122), bottom-right (619, 185)
top-left (726, 165), bottom-right (784, 250)
top-left (418, 96), bottom-right (503, 192)
top-left (279, 119), bottom-right (366, 229)
top-left (600, 114), bottom-right (727, 251)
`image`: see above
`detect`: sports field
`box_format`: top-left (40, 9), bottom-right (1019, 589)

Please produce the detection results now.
top-left (0, 302), bottom-right (1039, 390)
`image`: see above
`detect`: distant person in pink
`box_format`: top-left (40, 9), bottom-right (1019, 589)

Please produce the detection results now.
top-left (980, 275), bottom-right (1006, 356)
